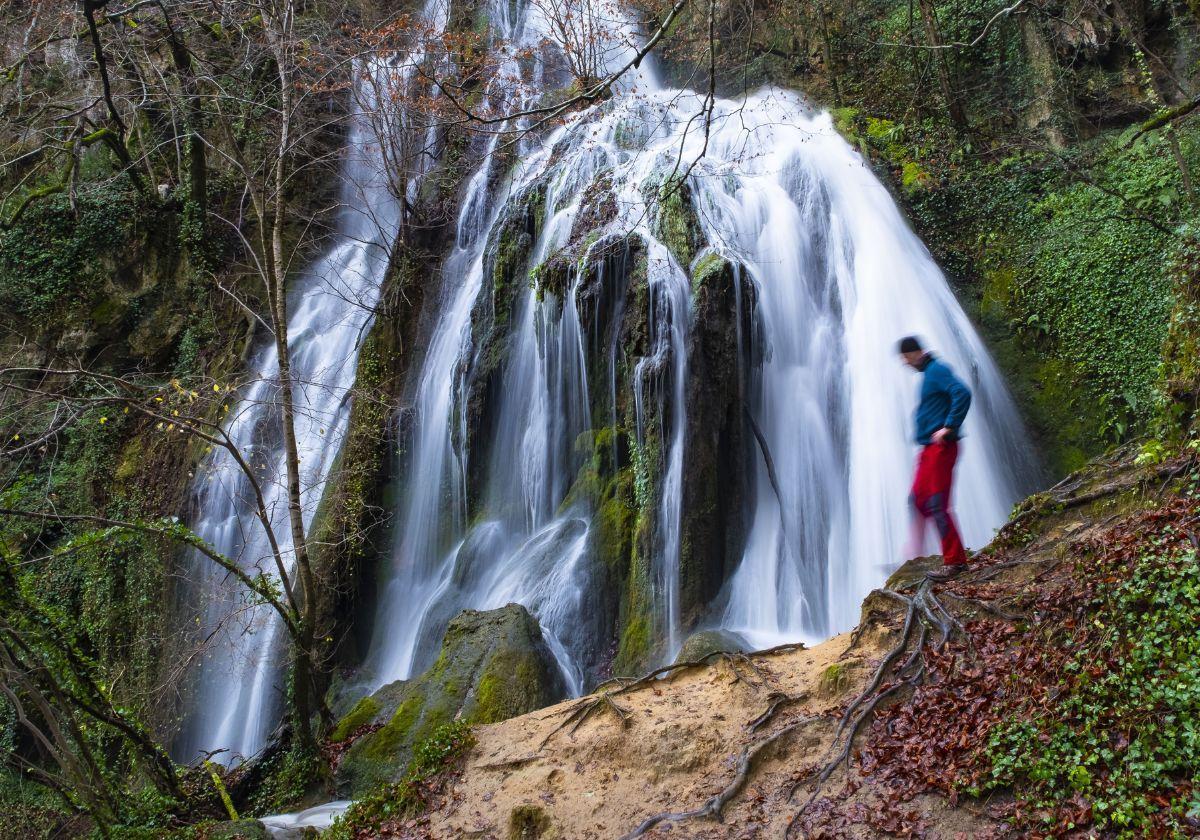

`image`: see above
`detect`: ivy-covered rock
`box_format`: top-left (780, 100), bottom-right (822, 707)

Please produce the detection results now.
top-left (334, 604), bottom-right (567, 797)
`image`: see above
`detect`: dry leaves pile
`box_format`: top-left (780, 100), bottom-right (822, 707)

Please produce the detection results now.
top-left (841, 493), bottom-right (1200, 838)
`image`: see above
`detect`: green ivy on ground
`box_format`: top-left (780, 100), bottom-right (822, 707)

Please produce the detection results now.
top-left (983, 532), bottom-right (1200, 834)
top-left (0, 769), bottom-right (65, 838)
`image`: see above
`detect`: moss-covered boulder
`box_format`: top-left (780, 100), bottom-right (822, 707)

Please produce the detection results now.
top-left (674, 628), bottom-right (749, 663)
top-left (334, 604), bottom-right (567, 797)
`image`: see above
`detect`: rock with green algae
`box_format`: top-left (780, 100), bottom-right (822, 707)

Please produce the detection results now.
top-left (334, 604), bottom-right (567, 797)
top-left (650, 179), bottom-right (704, 268)
top-left (674, 628), bottom-right (750, 663)
top-left (677, 252), bottom-right (755, 628)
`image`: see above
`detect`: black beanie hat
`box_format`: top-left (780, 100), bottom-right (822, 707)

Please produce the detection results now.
top-left (898, 336), bottom-right (922, 354)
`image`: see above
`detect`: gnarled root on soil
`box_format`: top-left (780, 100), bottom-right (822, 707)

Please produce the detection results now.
top-left (538, 642), bottom-right (807, 750)
top-left (618, 714), bottom-right (821, 839)
top-left (785, 576), bottom-right (998, 834)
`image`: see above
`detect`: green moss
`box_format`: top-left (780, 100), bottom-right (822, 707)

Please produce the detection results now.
top-left (473, 654), bottom-right (543, 723)
top-left (490, 181), bottom-right (548, 330)
top-left (330, 695), bottom-right (381, 742)
top-left (652, 180), bottom-right (703, 267)
top-left (336, 606), bottom-right (566, 797)
top-left (614, 611), bottom-right (651, 676)
top-left (509, 804), bottom-right (552, 838)
top-left (900, 160), bottom-right (932, 194)
top-left (819, 662), bottom-right (852, 697)
top-left (327, 722), bottom-right (476, 840)
top-left (690, 251), bottom-right (728, 298)
top-left (595, 487), bottom-right (634, 572)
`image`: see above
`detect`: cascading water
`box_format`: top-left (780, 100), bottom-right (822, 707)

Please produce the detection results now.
top-left (364, 1), bottom-right (1034, 691)
top-left (172, 48), bottom-right (427, 763)
top-left (696, 92), bottom-right (1036, 644)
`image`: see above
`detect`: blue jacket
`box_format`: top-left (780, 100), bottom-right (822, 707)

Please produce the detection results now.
top-left (914, 355), bottom-right (971, 445)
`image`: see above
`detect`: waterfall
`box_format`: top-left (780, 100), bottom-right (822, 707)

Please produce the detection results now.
top-left (172, 43), bottom-right (429, 763)
top-left (175, 0), bottom-right (1035, 753)
top-left (362, 1), bottom-right (1034, 690)
top-left (696, 92), bottom-right (1035, 644)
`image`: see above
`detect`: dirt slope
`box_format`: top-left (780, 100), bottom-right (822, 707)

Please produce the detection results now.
top-left (378, 447), bottom-right (1190, 840)
top-left (421, 606), bottom-right (998, 839)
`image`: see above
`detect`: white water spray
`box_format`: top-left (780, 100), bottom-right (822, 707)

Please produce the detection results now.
top-left (363, 2), bottom-right (1032, 687)
top-left (172, 32), bottom-right (447, 760)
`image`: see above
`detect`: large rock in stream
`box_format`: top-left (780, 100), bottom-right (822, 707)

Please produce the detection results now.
top-left (334, 604), bottom-right (567, 797)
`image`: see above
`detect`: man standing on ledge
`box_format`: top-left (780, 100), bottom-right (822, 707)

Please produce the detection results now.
top-left (899, 336), bottom-right (972, 581)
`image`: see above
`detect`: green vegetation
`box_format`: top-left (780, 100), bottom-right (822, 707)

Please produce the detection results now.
top-left (984, 543), bottom-right (1200, 834)
top-left (326, 721), bottom-right (475, 840)
top-left (0, 185), bottom-right (140, 320)
top-left (331, 696), bottom-right (383, 742)
top-left (832, 108), bottom-right (1197, 472)
top-left (245, 742), bottom-right (326, 818)
top-left (908, 134), bottom-right (1185, 456)
top-left (651, 179), bottom-right (703, 268)
top-left (335, 605), bottom-right (566, 796)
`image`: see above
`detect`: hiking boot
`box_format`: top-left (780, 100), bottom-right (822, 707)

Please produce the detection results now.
top-left (926, 564), bottom-right (966, 582)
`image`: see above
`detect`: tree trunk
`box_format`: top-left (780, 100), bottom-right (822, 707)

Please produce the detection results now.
top-left (80, 0), bottom-right (144, 191)
top-left (916, 0), bottom-right (967, 127)
top-left (165, 18), bottom-right (207, 211)
top-left (818, 4), bottom-right (841, 106)
top-left (264, 0), bottom-right (327, 754)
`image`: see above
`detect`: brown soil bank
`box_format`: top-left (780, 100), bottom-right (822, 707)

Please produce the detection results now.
top-left (347, 446), bottom-right (1200, 839)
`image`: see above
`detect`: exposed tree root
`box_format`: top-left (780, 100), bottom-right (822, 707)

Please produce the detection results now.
top-left (619, 715), bottom-right (820, 839)
top-left (540, 571), bottom-right (1021, 838)
top-left (783, 576), bottom-right (1013, 834)
top-left (941, 590), bottom-right (1021, 621)
top-left (539, 643), bottom-right (808, 749)
top-left (537, 692), bottom-right (631, 749)
top-left (748, 690), bottom-right (808, 733)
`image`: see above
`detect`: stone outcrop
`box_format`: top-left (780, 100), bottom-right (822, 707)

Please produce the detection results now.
top-left (334, 604), bottom-right (568, 797)
top-left (673, 628), bottom-right (750, 663)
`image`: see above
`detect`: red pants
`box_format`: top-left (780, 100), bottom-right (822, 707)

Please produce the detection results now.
top-left (910, 441), bottom-right (967, 566)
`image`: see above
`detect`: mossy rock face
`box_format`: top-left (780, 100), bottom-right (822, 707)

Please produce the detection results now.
top-left (462, 179), bottom-right (550, 513)
top-left (674, 628), bottom-right (749, 663)
top-left (678, 254), bottom-right (756, 628)
top-left (650, 179), bottom-right (704, 268)
top-left (329, 694), bottom-right (381, 742)
top-left (335, 604), bottom-right (567, 797)
top-left (883, 556), bottom-right (943, 590)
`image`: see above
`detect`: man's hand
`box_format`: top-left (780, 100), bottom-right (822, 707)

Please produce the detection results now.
top-left (932, 427), bottom-right (952, 444)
